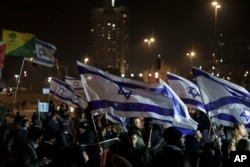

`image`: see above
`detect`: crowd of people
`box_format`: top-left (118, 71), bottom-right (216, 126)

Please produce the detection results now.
top-left (0, 100), bottom-right (249, 167)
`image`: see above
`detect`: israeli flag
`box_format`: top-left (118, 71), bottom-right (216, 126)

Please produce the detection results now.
top-left (167, 72), bottom-right (206, 113)
top-left (77, 61), bottom-right (198, 132)
top-left (25, 39), bottom-right (56, 67)
top-left (49, 77), bottom-right (88, 110)
top-left (192, 67), bottom-right (250, 131)
top-left (65, 75), bottom-right (84, 91)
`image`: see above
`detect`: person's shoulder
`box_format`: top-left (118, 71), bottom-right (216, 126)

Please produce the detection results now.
top-left (161, 145), bottom-right (184, 154)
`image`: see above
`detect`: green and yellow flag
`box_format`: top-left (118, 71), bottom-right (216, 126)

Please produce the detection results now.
top-left (2, 29), bottom-right (36, 57)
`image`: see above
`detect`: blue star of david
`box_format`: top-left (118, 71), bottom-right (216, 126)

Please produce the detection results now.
top-left (37, 47), bottom-right (46, 57)
top-left (58, 86), bottom-right (65, 95)
top-left (188, 87), bottom-right (200, 98)
top-left (73, 81), bottom-right (79, 87)
top-left (73, 94), bottom-right (78, 100)
top-left (118, 86), bottom-right (132, 100)
top-left (240, 111), bottom-right (250, 122)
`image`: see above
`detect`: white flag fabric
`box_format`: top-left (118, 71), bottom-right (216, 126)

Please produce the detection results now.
top-left (77, 61), bottom-right (175, 120)
top-left (167, 72), bottom-right (206, 113)
top-left (49, 77), bottom-right (88, 110)
top-left (65, 75), bottom-right (84, 91)
top-left (77, 61), bottom-right (198, 133)
top-left (158, 79), bottom-right (198, 133)
top-left (151, 116), bottom-right (199, 135)
top-left (25, 39), bottom-right (56, 67)
top-left (192, 67), bottom-right (250, 131)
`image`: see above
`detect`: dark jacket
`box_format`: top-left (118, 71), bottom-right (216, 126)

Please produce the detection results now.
top-left (148, 145), bottom-right (190, 167)
top-left (117, 140), bottom-right (149, 167)
top-left (14, 140), bottom-right (44, 167)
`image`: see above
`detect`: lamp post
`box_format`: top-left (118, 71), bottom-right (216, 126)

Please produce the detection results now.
top-left (48, 77), bottom-right (52, 83)
top-left (84, 57), bottom-right (89, 64)
top-left (144, 37), bottom-right (155, 48)
top-left (144, 37), bottom-right (155, 80)
top-left (186, 51), bottom-right (195, 67)
top-left (212, 1), bottom-right (221, 41)
top-left (14, 74), bottom-right (19, 85)
top-left (211, 1), bottom-right (221, 74)
top-left (14, 74), bottom-right (19, 95)
top-left (212, 1), bottom-right (221, 55)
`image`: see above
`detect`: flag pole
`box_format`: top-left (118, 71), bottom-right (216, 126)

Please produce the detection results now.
top-left (192, 68), bottom-right (221, 144)
top-left (191, 67), bottom-right (213, 142)
top-left (85, 104), bottom-right (103, 159)
top-left (90, 114), bottom-right (104, 166)
top-left (148, 122), bottom-right (153, 145)
top-left (13, 58), bottom-right (26, 106)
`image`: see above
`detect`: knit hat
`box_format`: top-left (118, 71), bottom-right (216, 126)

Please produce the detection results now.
top-left (62, 125), bottom-right (70, 132)
top-left (163, 127), bottom-right (183, 144)
top-left (79, 122), bottom-right (88, 129)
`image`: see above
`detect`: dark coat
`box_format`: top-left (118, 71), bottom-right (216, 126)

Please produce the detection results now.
top-left (14, 141), bottom-right (44, 167)
top-left (117, 141), bottom-right (149, 167)
top-left (148, 145), bottom-right (190, 167)
top-left (78, 128), bottom-right (96, 145)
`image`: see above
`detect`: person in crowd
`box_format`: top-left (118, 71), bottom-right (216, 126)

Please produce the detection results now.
top-left (110, 122), bottom-right (125, 139)
top-left (199, 135), bottom-right (223, 167)
top-left (214, 124), bottom-right (226, 142)
top-left (75, 150), bottom-right (101, 167)
top-left (116, 129), bottom-right (150, 167)
top-left (14, 127), bottom-right (51, 167)
top-left (59, 114), bottom-right (76, 143)
top-left (142, 118), bottom-right (165, 159)
top-left (220, 122), bottom-right (249, 167)
top-left (31, 119), bottom-right (43, 129)
top-left (104, 122), bottom-right (112, 139)
top-left (192, 110), bottom-right (211, 143)
top-left (76, 122), bottom-right (96, 145)
top-left (12, 118), bottom-right (30, 153)
top-left (56, 125), bottom-right (74, 146)
top-left (36, 134), bottom-right (58, 167)
top-left (111, 154), bottom-right (132, 167)
top-left (58, 103), bottom-right (69, 120)
top-left (74, 109), bottom-right (88, 127)
top-left (73, 108), bottom-right (88, 139)
top-left (44, 112), bottom-right (60, 140)
top-left (97, 126), bottom-right (107, 142)
top-left (13, 111), bottom-right (23, 125)
top-left (236, 138), bottom-right (250, 151)
top-left (75, 122), bottom-right (102, 167)
top-left (48, 100), bottom-right (56, 113)
top-left (227, 122), bottom-right (248, 155)
top-left (128, 117), bottom-right (145, 149)
top-left (185, 129), bottom-right (204, 167)
top-left (31, 112), bottom-right (38, 124)
top-left (148, 126), bottom-right (190, 167)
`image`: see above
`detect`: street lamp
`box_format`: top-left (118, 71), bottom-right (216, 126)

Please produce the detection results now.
top-left (186, 51), bottom-right (195, 67)
top-left (144, 37), bottom-right (155, 48)
top-left (48, 77), bottom-right (52, 83)
top-left (144, 37), bottom-right (155, 70)
top-left (211, 1), bottom-right (221, 75)
top-left (84, 57), bottom-right (89, 64)
top-left (212, 1), bottom-right (221, 46)
top-left (14, 74), bottom-right (19, 84)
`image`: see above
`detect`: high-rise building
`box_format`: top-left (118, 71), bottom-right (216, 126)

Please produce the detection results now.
top-left (90, 0), bottom-right (129, 75)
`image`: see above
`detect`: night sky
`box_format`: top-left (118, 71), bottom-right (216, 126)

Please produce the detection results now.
top-left (1, 0), bottom-right (250, 89)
